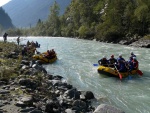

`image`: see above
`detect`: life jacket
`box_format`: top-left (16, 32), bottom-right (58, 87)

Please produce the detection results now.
top-left (118, 63), bottom-right (127, 72)
top-left (132, 60), bottom-right (138, 69)
top-left (131, 54), bottom-right (136, 58)
top-left (109, 58), bottom-right (117, 64)
top-left (98, 58), bottom-right (108, 66)
top-left (127, 60), bottom-right (134, 70)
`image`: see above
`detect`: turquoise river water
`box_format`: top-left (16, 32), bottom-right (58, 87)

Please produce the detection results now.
top-left (0, 36), bottom-right (150, 113)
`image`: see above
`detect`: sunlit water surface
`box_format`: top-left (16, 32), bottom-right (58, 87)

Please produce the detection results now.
top-left (0, 36), bottom-right (150, 113)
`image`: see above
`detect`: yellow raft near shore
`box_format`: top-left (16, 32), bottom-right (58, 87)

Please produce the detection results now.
top-left (97, 65), bottom-right (138, 78)
top-left (32, 52), bottom-right (57, 64)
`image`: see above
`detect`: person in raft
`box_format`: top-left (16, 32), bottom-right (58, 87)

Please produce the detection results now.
top-left (108, 55), bottom-right (117, 67)
top-left (117, 54), bottom-right (127, 72)
top-left (130, 52), bottom-right (136, 58)
top-left (132, 57), bottom-right (139, 70)
top-left (98, 56), bottom-right (109, 67)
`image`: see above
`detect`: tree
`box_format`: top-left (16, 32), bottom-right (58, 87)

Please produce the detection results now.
top-left (47, 1), bottom-right (61, 36)
top-left (134, 2), bottom-right (149, 35)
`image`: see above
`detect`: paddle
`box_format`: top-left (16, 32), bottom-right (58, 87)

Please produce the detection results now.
top-left (93, 64), bottom-right (99, 66)
top-left (114, 64), bottom-right (122, 80)
top-left (137, 69), bottom-right (143, 76)
top-left (128, 75), bottom-right (132, 80)
top-left (93, 63), bottom-right (110, 66)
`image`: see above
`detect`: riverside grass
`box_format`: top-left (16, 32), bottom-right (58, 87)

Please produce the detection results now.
top-left (0, 41), bottom-right (21, 81)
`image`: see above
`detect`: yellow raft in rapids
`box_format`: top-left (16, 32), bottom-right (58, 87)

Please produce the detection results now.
top-left (97, 65), bottom-right (139, 78)
top-left (32, 52), bottom-right (57, 64)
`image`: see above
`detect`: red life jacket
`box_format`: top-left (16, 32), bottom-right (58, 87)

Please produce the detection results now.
top-left (132, 60), bottom-right (139, 69)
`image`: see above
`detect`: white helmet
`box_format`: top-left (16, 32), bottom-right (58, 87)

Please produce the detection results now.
top-left (103, 56), bottom-right (106, 58)
top-left (119, 54), bottom-right (122, 57)
top-left (133, 57), bottom-right (136, 60)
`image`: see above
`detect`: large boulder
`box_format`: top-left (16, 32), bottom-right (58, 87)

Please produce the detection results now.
top-left (84, 91), bottom-right (95, 100)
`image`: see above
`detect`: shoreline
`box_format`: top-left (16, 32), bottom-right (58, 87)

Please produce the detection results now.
top-left (0, 36), bottom-right (150, 48)
top-left (0, 41), bottom-right (125, 113)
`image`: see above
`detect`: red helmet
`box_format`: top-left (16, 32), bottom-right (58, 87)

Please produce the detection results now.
top-left (111, 55), bottom-right (114, 58)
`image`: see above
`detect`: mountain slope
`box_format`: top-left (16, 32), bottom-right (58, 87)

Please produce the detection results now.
top-left (0, 7), bottom-right (14, 29)
top-left (2, 0), bottom-right (71, 28)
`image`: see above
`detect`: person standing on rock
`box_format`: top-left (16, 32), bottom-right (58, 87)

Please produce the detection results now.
top-left (17, 36), bottom-right (20, 45)
top-left (3, 33), bottom-right (8, 43)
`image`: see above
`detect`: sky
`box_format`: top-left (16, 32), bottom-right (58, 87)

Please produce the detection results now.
top-left (0, 0), bottom-right (11, 7)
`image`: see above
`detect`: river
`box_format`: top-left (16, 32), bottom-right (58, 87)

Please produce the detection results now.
top-left (1, 36), bottom-right (150, 113)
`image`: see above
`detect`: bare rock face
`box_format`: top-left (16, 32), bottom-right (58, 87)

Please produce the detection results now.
top-left (129, 39), bottom-right (150, 48)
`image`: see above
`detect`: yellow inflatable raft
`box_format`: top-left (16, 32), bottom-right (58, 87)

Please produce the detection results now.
top-left (32, 52), bottom-right (57, 64)
top-left (97, 65), bottom-right (138, 78)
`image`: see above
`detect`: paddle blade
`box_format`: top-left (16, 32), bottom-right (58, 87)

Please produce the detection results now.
top-left (128, 75), bottom-right (132, 80)
top-left (119, 73), bottom-right (122, 80)
top-left (93, 64), bottom-right (99, 66)
top-left (137, 70), bottom-right (143, 76)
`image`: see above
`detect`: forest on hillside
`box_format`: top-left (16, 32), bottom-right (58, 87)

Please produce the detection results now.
top-left (0, 7), bottom-right (14, 33)
top-left (5, 0), bottom-right (150, 42)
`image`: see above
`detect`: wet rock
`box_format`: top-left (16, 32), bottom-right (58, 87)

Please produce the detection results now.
top-left (19, 78), bottom-right (31, 86)
top-left (94, 104), bottom-right (125, 113)
top-left (7, 52), bottom-right (18, 59)
top-left (53, 75), bottom-right (63, 80)
top-left (84, 91), bottom-right (95, 100)
top-left (32, 64), bottom-right (47, 74)
top-left (0, 89), bottom-right (10, 94)
top-left (15, 101), bottom-right (26, 107)
top-left (30, 109), bottom-right (43, 113)
top-left (20, 107), bottom-right (35, 112)
top-left (16, 96), bottom-right (33, 107)
top-left (48, 80), bottom-right (61, 86)
top-left (57, 83), bottom-right (72, 91)
top-left (45, 100), bottom-right (55, 113)
top-left (21, 60), bottom-right (30, 65)
top-left (65, 108), bottom-right (75, 113)
top-left (29, 60), bottom-right (36, 67)
top-left (80, 94), bottom-right (85, 100)
top-left (72, 100), bottom-right (87, 109)
top-left (0, 48), bottom-right (2, 52)
top-left (47, 74), bottom-right (53, 80)
top-left (64, 88), bottom-right (81, 99)
top-left (21, 95), bottom-right (33, 106)
top-left (0, 103), bottom-right (5, 107)
top-left (21, 65), bottom-right (30, 70)
top-left (0, 81), bottom-right (7, 86)
top-left (19, 78), bottom-right (38, 90)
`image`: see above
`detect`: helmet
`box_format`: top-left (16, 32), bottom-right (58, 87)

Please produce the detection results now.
top-left (133, 57), bottom-right (136, 60)
top-left (131, 52), bottom-right (134, 55)
top-left (111, 55), bottom-right (114, 58)
top-left (103, 56), bottom-right (106, 58)
top-left (119, 54), bottom-right (122, 57)
top-left (130, 57), bottom-right (133, 60)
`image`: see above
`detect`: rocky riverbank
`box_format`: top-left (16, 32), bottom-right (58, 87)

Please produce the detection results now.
top-left (0, 42), bottom-right (125, 113)
top-left (118, 38), bottom-right (150, 48)
top-left (95, 35), bottom-right (150, 48)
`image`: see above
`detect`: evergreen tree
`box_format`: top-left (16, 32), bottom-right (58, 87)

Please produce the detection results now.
top-left (47, 1), bottom-right (61, 36)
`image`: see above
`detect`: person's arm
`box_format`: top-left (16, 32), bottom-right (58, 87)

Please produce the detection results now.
top-left (135, 61), bottom-right (138, 69)
top-left (98, 59), bottom-right (101, 65)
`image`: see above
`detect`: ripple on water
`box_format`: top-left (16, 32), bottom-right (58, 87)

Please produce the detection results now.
top-left (2, 37), bottom-right (150, 113)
